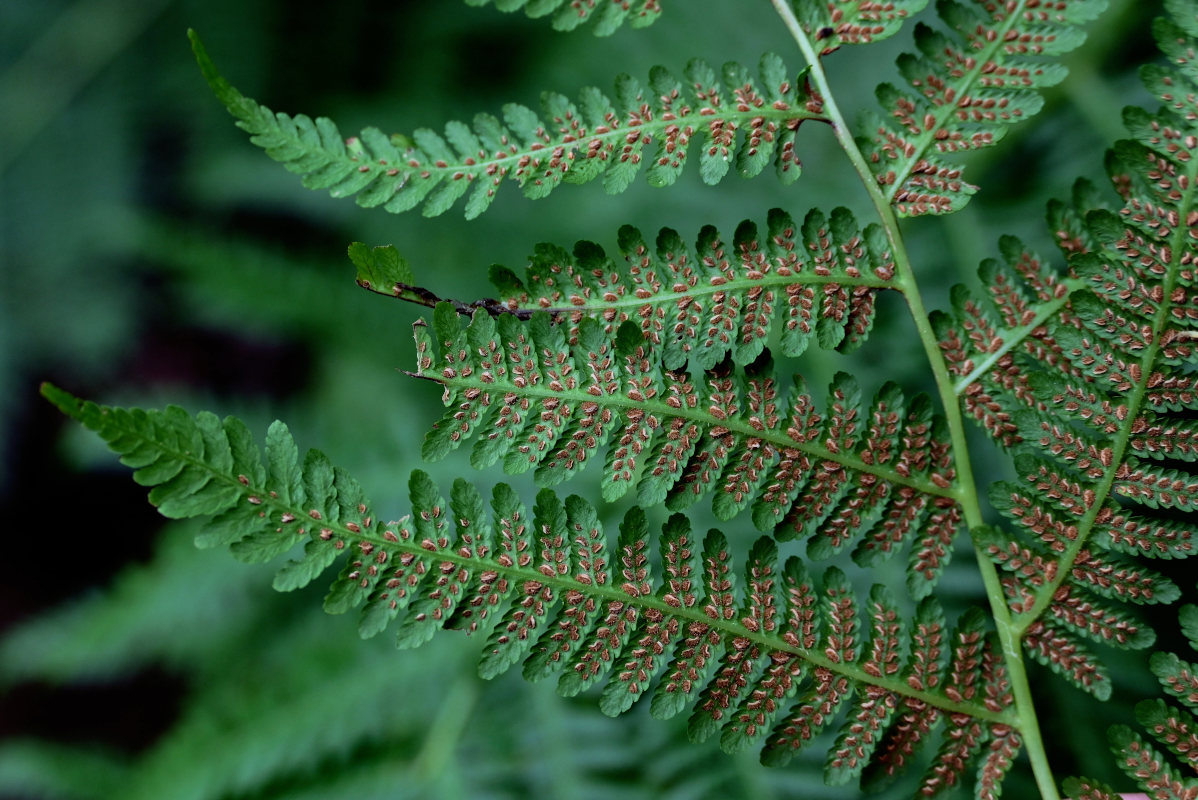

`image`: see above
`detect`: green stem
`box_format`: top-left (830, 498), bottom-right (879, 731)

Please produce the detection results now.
top-left (767, 2), bottom-right (1059, 797)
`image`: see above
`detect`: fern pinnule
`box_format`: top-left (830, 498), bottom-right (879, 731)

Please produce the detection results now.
top-left (189, 32), bottom-right (819, 219)
top-left (463, 0), bottom-right (662, 36)
top-left (1067, 598), bottom-right (1198, 799)
top-left (863, 0), bottom-right (1107, 216)
top-left (43, 382), bottom-right (1022, 788)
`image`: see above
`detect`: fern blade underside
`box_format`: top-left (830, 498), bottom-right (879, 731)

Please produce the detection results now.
top-left (43, 384), bottom-right (1016, 789)
top-left (1065, 597), bottom-right (1198, 799)
top-left (1062, 5), bottom-right (1198, 792)
top-left (935, 0), bottom-right (1198, 707)
top-left (40, 1), bottom-right (1198, 797)
top-left (864, 0), bottom-right (1108, 216)
top-left (410, 298), bottom-right (967, 598)
top-left (188, 31), bottom-right (821, 219)
top-left (357, 206), bottom-right (897, 366)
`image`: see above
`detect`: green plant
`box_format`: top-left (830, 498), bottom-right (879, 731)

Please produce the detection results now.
top-left (32, 0), bottom-right (1198, 797)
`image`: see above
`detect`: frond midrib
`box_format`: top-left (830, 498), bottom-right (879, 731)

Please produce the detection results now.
top-left (364, 267), bottom-right (893, 316)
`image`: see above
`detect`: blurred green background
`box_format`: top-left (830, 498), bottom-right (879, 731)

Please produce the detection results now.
top-left (0, 0), bottom-right (1169, 798)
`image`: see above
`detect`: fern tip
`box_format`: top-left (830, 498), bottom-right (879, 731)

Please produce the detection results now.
top-left (39, 383), bottom-right (83, 420)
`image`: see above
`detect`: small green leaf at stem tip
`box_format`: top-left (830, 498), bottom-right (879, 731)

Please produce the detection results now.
top-left (348, 242), bottom-right (415, 294)
top-left (40, 382), bottom-right (84, 420)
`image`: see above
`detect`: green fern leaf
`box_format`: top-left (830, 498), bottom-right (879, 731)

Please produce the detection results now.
top-left (463, 0), bottom-right (662, 36)
top-left (862, 0), bottom-right (1107, 216)
top-left (1065, 635), bottom-right (1198, 798)
top-left (395, 208), bottom-right (896, 368)
top-left (46, 384), bottom-right (1021, 789)
top-left (933, 0), bottom-right (1198, 713)
top-left (190, 32), bottom-right (820, 219)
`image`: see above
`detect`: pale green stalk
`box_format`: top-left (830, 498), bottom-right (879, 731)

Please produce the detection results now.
top-left (767, 2), bottom-right (1060, 797)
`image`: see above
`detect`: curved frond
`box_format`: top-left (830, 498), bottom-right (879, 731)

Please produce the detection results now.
top-left (862, 0), bottom-right (1107, 216)
top-left (189, 32), bottom-right (822, 219)
top-left (43, 385), bottom-right (1016, 791)
top-left (359, 207), bottom-right (898, 367)
top-left (410, 305), bottom-right (964, 595)
top-left (939, 0), bottom-right (1198, 701)
top-left (463, 0), bottom-right (662, 36)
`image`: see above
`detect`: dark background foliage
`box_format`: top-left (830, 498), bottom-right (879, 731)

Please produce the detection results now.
top-left (0, 0), bottom-right (1167, 797)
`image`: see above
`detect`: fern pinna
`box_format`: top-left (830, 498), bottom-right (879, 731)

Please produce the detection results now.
top-left (188, 34), bottom-right (818, 220)
top-left (1065, 600), bottom-right (1198, 799)
top-left (41, 1), bottom-right (1198, 799)
top-left (932, 0), bottom-right (1198, 710)
top-left (40, 385), bottom-right (1013, 792)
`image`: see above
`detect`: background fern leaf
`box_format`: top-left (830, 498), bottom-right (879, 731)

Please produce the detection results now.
top-left (191, 33), bottom-right (820, 219)
top-left (863, 0), bottom-right (1107, 216)
top-left (463, 0), bottom-right (663, 35)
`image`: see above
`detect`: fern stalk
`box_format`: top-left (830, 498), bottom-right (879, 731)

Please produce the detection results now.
top-left (769, 1), bottom-right (1063, 796)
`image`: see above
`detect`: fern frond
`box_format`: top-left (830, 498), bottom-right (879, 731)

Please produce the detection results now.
top-left (463, 0), bottom-right (662, 35)
top-left (862, 0), bottom-right (1106, 216)
top-left (931, 0), bottom-right (1198, 708)
top-left (358, 207), bottom-right (897, 367)
top-left (410, 305), bottom-right (964, 595)
top-left (45, 384), bottom-right (1020, 790)
top-left (792, 0), bottom-right (930, 53)
top-left (189, 32), bottom-right (821, 219)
